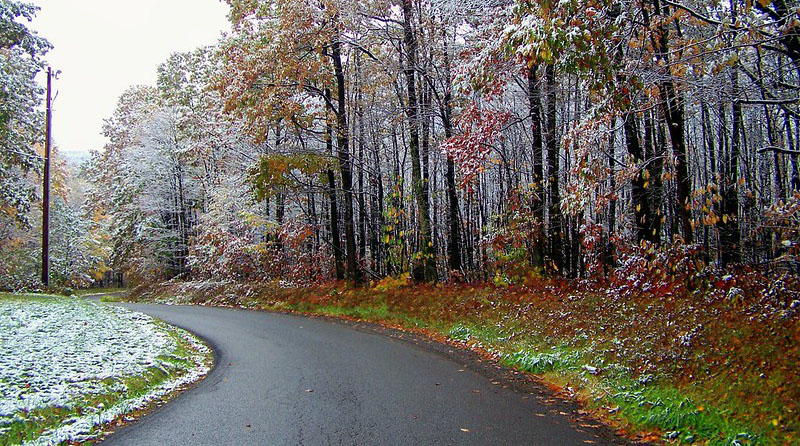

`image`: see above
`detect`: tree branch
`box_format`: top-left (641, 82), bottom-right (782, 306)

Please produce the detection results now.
top-left (736, 97), bottom-right (799, 105)
top-left (758, 145), bottom-right (800, 155)
top-left (662, 0), bottom-right (732, 29)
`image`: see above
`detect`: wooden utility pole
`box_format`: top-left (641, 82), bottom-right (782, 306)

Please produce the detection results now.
top-left (42, 66), bottom-right (52, 287)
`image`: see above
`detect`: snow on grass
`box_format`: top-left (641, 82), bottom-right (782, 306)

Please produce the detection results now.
top-left (0, 294), bottom-right (211, 445)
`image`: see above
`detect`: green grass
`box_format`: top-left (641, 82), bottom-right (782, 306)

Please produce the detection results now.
top-left (277, 301), bottom-right (431, 328)
top-left (604, 380), bottom-right (759, 445)
top-left (74, 287), bottom-right (129, 297)
top-left (441, 320), bottom-right (766, 445)
top-left (1, 365), bottom-right (170, 445)
top-left (100, 295), bottom-right (127, 302)
top-left (0, 292), bottom-right (52, 301)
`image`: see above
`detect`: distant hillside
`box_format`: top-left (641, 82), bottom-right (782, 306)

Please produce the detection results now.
top-left (60, 150), bottom-right (90, 167)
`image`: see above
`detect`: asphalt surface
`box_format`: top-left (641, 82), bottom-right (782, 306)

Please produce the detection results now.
top-left (99, 302), bottom-right (628, 445)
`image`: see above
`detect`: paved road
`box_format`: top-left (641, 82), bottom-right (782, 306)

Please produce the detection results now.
top-left (100, 302), bottom-right (626, 445)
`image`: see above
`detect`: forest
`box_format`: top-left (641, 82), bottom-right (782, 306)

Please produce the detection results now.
top-left (3, 0), bottom-right (800, 288)
top-left (98, 0), bottom-right (800, 287)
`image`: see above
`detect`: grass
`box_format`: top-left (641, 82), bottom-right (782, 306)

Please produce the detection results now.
top-left (74, 287), bottom-right (129, 297)
top-left (99, 295), bottom-right (127, 302)
top-left (441, 321), bottom-right (766, 445)
top-left (307, 303), bottom-right (430, 328)
top-left (2, 363), bottom-right (169, 445)
top-left (130, 275), bottom-right (799, 445)
top-left (0, 293), bottom-right (212, 445)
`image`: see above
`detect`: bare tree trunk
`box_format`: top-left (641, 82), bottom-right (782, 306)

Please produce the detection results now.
top-left (527, 66), bottom-right (545, 269)
top-left (701, 100), bottom-right (716, 261)
top-left (644, 108), bottom-right (664, 243)
top-left (440, 25), bottom-right (462, 277)
top-left (720, 77), bottom-right (742, 265)
top-left (785, 111), bottom-right (800, 191)
top-left (331, 35), bottom-right (361, 284)
top-left (324, 99), bottom-right (344, 280)
top-left (720, 1), bottom-right (742, 265)
top-left (545, 64), bottom-right (563, 271)
top-left (625, 110), bottom-right (658, 244)
top-left (356, 53), bottom-right (367, 261)
top-left (401, 0), bottom-right (436, 282)
top-left (650, 0), bottom-right (693, 244)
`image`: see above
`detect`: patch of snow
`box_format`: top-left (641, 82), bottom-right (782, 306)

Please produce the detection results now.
top-left (0, 296), bottom-right (210, 444)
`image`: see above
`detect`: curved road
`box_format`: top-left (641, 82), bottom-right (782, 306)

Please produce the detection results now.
top-left (100, 302), bottom-right (628, 445)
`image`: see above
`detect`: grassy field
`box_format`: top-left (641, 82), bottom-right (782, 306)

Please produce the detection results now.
top-left (132, 276), bottom-right (799, 445)
top-left (0, 293), bottom-right (212, 445)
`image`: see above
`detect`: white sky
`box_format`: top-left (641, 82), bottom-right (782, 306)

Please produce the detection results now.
top-left (30, 0), bottom-right (231, 154)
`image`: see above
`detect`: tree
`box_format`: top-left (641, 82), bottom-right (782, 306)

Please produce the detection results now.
top-left (0, 0), bottom-right (50, 228)
top-left (400, 0), bottom-right (436, 282)
top-left (87, 86), bottom-right (202, 281)
top-left (220, 0), bottom-right (364, 283)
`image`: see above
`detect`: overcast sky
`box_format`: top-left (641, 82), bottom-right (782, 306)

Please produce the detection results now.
top-left (30, 0), bottom-right (231, 154)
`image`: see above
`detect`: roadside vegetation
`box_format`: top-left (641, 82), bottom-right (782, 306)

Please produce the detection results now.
top-left (72, 287), bottom-right (128, 297)
top-left (133, 267), bottom-right (799, 445)
top-left (0, 294), bottom-right (212, 445)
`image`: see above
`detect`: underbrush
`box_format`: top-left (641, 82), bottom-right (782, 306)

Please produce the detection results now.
top-left (131, 269), bottom-right (799, 445)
